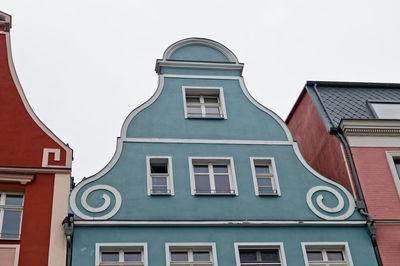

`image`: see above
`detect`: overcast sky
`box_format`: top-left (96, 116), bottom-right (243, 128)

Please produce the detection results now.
top-left (3, 1), bottom-right (400, 182)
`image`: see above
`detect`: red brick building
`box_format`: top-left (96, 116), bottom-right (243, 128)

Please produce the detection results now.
top-left (287, 81), bottom-right (400, 265)
top-left (0, 11), bottom-right (72, 266)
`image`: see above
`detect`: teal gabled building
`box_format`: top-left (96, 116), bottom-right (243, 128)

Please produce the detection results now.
top-left (68, 38), bottom-right (378, 266)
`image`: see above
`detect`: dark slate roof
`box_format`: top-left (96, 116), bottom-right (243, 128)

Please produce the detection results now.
top-left (306, 81), bottom-right (400, 131)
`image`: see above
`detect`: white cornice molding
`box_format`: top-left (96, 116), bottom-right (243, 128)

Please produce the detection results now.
top-left (340, 119), bottom-right (400, 136)
top-left (0, 173), bottom-right (34, 184)
top-left (0, 166), bottom-right (71, 174)
top-left (155, 60), bottom-right (243, 74)
top-left (74, 220), bottom-right (366, 226)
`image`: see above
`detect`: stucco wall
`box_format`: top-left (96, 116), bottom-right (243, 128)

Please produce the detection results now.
top-left (287, 91), bottom-right (355, 196)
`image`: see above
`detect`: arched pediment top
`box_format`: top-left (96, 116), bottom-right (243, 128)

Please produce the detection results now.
top-left (162, 38), bottom-right (240, 63)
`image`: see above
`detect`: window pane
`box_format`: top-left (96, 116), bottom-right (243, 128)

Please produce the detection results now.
top-left (257, 178), bottom-right (272, 187)
top-left (5, 195), bottom-right (23, 206)
top-left (205, 106), bottom-right (220, 114)
top-left (394, 159), bottom-right (400, 177)
top-left (152, 177), bottom-right (167, 185)
top-left (193, 252), bottom-right (210, 261)
top-left (307, 251), bottom-right (323, 261)
top-left (260, 249), bottom-right (280, 262)
top-left (1, 210), bottom-right (22, 239)
top-left (239, 251), bottom-right (258, 262)
top-left (327, 251), bottom-right (344, 261)
top-left (195, 175), bottom-right (211, 193)
top-left (187, 106), bottom-right (202, 114)
top-left (101, 252), bottom-right (119, 262)
top-left (214, 175), bottom-right (230, 192)
top-left (186, 97), bottom-right (200, 103)
top-left (124, 252), bottom-right (141, 261)
top-left (371, 103), bottom-right (400, 119)
top-left (213, 165), bottom-right (228, 173)
top-left (171, 252), bottom-right (188, 261)
top-left (194, 165), bottom-right (209, 173)
top-left (204, 97), bottom-right (218, 103)
top-left (255, 165), bottom-right (270, 174)
top-left (151, 165), bottom-right (168, 174)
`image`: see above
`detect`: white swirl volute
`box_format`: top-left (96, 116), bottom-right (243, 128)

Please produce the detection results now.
top-left (306, 186), bottom-right (354, 220)
top-left (71, 184), bottom-right (122, 220)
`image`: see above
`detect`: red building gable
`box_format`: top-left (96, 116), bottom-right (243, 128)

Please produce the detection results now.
top-left (0, 11), bottom-right (72, 266)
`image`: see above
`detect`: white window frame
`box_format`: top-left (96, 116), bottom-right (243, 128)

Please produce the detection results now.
top-left (386, 151), bottom-right (400, 198)
top-left (250, 157), bottom-right (281, 196)
top-left (165, 242), bottom-right (218, 266)
top-left (301, 242), bottom-right (353, 266)
top-left (0, 192), bottom-right (24, 240)
top-left (95, 243), bottom-right (148, 266)
top-left (182, 86), bottom-right (227, 119)
top-left (234, 242), bottom-right (287, 266)
top-left (146, 156), bottom-right (174, 196)
top-left (0, 244), bottom-right (20, 266)
top-left (188, 157), bottom-right (238, 196)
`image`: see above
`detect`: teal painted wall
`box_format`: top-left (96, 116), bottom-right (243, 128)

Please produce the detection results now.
top-left (169, 44), bottom-right (230, 62)
top-left (72, 226), bottom-right (377, 266)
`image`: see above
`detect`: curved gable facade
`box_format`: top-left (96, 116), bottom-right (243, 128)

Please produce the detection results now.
top-left (69, 38), bottom-right (377, 266)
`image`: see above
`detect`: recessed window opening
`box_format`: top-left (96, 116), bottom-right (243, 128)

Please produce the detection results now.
top-left (97, 244), bottom-right (147, 266)
top-left (166, 243), bottom-right (217, 266)
top-left (0, 192), bottom-right (23, 240)
top-left (183, 87), bottom-right (227, 119)
top-left (147, 157), bottom-right (174, 196)
top-left (250, 158), bottom-right (280, 196)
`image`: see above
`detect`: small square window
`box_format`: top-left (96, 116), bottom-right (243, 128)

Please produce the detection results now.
top-left (0, 193), bottom-right (23, 239)
top-left (189, 157), bottom-right (238, 195)
top-left (166, 243), bottom-right (217, 266)
top-left (302, 243), bottom-right (353, 266)
top-left (183, 87), bottom-right (227, 119)
top-left (235, 243), bottom-right (287, 266)
top-left (97, 243), bottom-right (147, 266)
top-left (250, 158), bottom-right (281, 196)
top-left (146, 157), bottom-right (174, 196)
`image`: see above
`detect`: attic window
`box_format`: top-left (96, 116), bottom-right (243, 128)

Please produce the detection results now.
top-left (370, 102), bottom-right (400, 119)
top-left (182, 87), bottom-right (227, 119)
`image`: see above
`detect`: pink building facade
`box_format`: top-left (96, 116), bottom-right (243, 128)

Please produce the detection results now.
top-left (287, 81), bottom-right (400, 265)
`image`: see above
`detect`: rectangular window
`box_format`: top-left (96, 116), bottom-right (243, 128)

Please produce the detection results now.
top-left (250, 158), bottom-right (281, 196)
top-left (183, 87), bottom-right (227, 119)
top-left (234, 243), bottom-right (287, 266)
top-left (166, 243), bottom-right (217, 266)
top-left (385, 151), bottom-right (400, 198)
top-left (146, 157), bottom-right (174, 195)
top-left (301, 243), bottom-right (353, 266)
top-left (96, 243), bottom-right (147, 266)
top-left (0, 193), bottom-right (23, 240)
top-left (189, 157), bottom-right (238, 195)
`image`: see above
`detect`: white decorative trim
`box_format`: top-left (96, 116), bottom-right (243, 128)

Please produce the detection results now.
top-left (306, 186), bottom-right (346, 219)
top-left (385, 151), bottom-right (400, 198)
top-left (340, 119), bottom-right (400, 136)
top-left (162, 38), bottom-right (239, 63)
top-left (339, 142), bottom-right (358, 199)
top-left (0, 166), bottom-right (70, 174)
top-left (146, 156), bottom-right (174, 196)
top-left (156, 60), bottom-right (243, 73)
top-left (41, 148), bottom-right (60, 167)
top-left (0, 244), bottom-right (20, 266)
top-left (188, 157), bottom-right (238, 196)
top-left (301, 242), bottom-right (354, 266)
top-left (293, 143), bottom-right (356, 220)
top-left (234, 242), bottom-right (287, 266)
top-left (250, 157), bottom-right (281, 196)
top-left (182, 86), bottom-right (227, 119)
top-left (0, 173), bottom-right (34, 184)
top-left (165, 242), bottom-right (218, 266)
top-left (95, 243), bottom-right (148, 266)
top-left (125, 138), bottom-right (292, 145)
top-left (74, 220), bottom-right (367, 226)
top-left (74, 185), bottom-right (122, 220)
top-left (2, 27), bottom-right (72, 167)
top-left (345, 135), bottom-right (400, 147)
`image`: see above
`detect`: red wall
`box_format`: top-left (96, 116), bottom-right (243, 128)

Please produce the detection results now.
top-left (0, 32), bottom-right (66, 167)
top-left (350, 147), bottom-right (400, 219)
top-left (287, 91), bottom-right (355, 195)
top-left (376, 225), bottom-right (400, 265)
